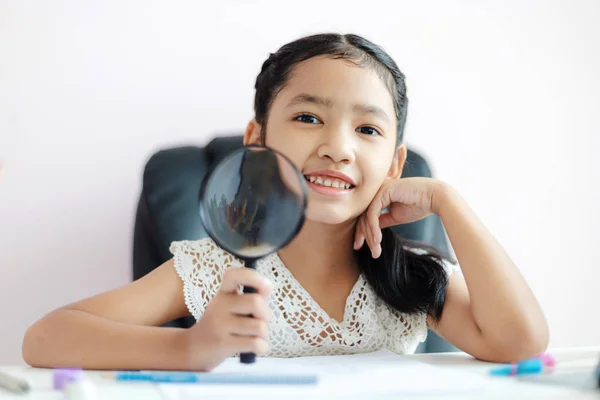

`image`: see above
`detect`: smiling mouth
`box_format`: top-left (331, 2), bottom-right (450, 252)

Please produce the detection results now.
top-left (303, 175), bottom-right (355, 190)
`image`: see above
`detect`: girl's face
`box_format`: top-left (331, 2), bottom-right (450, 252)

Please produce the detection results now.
top-left (246, 56), bottom-right (405, 225)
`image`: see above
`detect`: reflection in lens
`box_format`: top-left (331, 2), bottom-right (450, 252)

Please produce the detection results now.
top-left (200, 146), bottom-right (307, 260)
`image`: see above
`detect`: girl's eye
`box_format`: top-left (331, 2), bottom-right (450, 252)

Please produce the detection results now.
top-left (295, 114), bottom-right (321, 124)
top-left (356, 126), bottom-right (380, 136)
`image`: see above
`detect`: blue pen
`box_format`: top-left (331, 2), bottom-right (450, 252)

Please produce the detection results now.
top-left (112, 371), bottom-right (318, 385)
top-left (489, 358), bottom-right (546, 376)
top-left (114, 372), bottom-right (199, 383)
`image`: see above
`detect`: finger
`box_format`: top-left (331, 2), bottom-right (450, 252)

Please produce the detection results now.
top-left (373, 241), bottom-right (382, 259)
top-left (353, 234), bottom-right (361, 250)
top-left (367, 191), bottom-right (388, 245)
top-left (227, 336), bottom-right (269, 357)
top-left (365, 207), bottom-right (383, 259)
top-left (220, 268), bottom-right (272, 297)
top-left (362, 208), bottom-right (379, 258)
top-left (228, 315), bottom-right (269, 340)
top-left (228, 293), bottom-right (272, 321)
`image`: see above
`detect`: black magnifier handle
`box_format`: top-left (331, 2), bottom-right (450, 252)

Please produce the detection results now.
top-left (240, 259), bottom-right (258, 364)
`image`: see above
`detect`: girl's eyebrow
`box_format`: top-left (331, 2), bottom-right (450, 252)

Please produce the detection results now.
top-left (352, 103), bottom-right (390, 123)
top-left (286, 93), bottom-right (390, 123)
top-left (286, 93), bottom-right (333, 108)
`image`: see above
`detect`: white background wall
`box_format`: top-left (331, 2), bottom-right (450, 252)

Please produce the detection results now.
top-left (1, 0), bottom-right (599, 365)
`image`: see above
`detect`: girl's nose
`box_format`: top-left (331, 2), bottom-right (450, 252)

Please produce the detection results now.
top-left (316, 127), bottom-right (356, 164)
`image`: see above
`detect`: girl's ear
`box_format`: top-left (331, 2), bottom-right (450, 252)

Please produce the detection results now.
top-left (388, 145), bottom-right (407, 180)
top-left (243, 120), bottom-right (262, 146)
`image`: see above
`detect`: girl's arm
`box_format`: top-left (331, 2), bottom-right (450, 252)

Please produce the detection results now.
top-left (22, 259), bottom-right (273, 371)
top-left (428, 183), bottom-right (549, 362)
top-left (359, 177), bottom-right (549, 363)
top-left (22, 260), bottom-right (192, 370)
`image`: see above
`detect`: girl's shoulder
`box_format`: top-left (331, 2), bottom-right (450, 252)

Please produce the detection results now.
top-left (169, 237), bottom-right (241, 261)
top-left (169, 237), bottom-right (225, 257)
top-left (169, 237), bottom-right (243, 284)
top-left (169, 238), bottom-right (243, 320)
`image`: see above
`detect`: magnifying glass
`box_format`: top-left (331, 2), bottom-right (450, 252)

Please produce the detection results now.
top-left (198, 145), bottom-right (308, 364)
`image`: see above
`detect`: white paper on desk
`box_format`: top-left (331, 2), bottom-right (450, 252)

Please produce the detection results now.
top-left (159, 349), bottom-right (496, 399)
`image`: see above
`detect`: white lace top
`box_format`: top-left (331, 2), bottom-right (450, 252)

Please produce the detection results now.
top-left (171, 238), bottom-right (457, 358)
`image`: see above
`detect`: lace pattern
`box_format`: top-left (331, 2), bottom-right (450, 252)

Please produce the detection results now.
top-left (171, 238), bottom-right (457, 357)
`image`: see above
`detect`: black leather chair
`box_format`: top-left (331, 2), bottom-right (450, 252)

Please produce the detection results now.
top-left (132, 134), bottom-right (456, 353)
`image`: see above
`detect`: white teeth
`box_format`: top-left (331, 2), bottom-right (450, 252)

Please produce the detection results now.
top-left (305, 175), bottom-right (353, 190)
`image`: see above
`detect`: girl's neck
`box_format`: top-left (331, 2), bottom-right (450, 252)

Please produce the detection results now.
top-left (277, 218), bottom-right (359, 283)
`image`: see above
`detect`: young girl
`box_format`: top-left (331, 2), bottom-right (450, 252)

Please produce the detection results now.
top-left (22, 33), bottom-right (548, 371)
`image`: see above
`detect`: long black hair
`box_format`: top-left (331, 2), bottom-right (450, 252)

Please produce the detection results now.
top-left (254, 33), bottom-right (450, 322)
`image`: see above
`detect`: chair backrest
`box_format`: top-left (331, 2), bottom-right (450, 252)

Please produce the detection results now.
top-left (133, 135), bottom-right (456, 353)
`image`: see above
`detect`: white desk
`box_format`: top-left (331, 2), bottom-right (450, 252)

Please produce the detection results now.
top-left (1, 347), bottom-right (599, 399)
